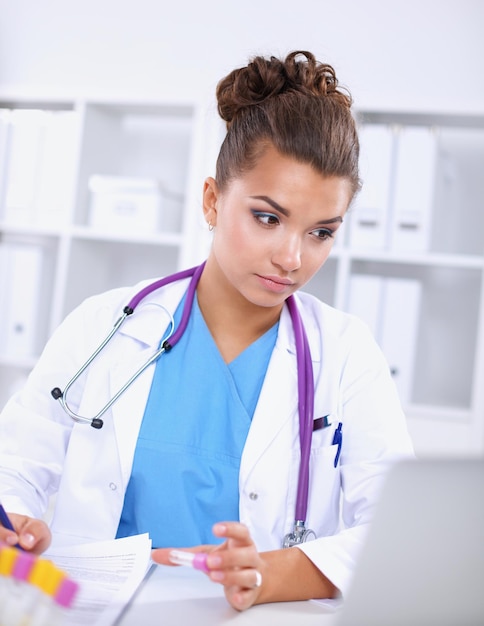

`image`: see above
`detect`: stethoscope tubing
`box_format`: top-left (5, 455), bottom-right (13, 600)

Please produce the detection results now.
top-left (286, 296), bottom-right (313, 522)
top-left (52, 264), bottom-right (205, 426)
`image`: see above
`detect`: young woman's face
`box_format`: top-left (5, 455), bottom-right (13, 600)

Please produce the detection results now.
top-left (204, 145), bottom-right (352, 309)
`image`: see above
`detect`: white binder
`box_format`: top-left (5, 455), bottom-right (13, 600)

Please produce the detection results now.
top-left (2, 109), bottom-right (78, 227)
top-left (390, 126), bottom-right (437, 252)
top-left (3, 110), bottom-right (46, 224)
top-left (0, 109), bottom-right (11, 217)
top-left (35, 110), bottom-right (79, 226)
top-left (346, 274), bottom-right (421, 405)
top-left (0, 243), bottom-right (43, 358)
top-left (378, 277), bottom-right (421, 404)
top-left (347, 274), bottom-right (384, 339)
top-left (349, 124), bottom-right (394, 249)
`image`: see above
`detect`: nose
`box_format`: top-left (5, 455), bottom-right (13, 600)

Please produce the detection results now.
top-left (272, 233), bottom-right (302, 273)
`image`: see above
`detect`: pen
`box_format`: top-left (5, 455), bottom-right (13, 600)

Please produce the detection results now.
top-left (169, 549), bottom-right (210, 574)
top-left (0, 503), bottom-right (24, 550)
top-left (332, 422), bottom-right (343, 468)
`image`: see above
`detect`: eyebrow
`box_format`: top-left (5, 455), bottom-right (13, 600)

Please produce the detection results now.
top-left (249, 195), bottom-right (343, 225)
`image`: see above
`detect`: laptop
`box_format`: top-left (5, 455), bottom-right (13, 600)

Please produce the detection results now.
top-left (337, 457), bottom-right (484, 626)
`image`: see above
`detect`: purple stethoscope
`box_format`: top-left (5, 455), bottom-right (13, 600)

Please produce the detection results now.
top-left (51, 262), bottom-right (319, 547)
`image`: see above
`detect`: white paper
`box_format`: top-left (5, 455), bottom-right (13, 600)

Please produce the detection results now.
top-left (44, 533), bottom-right (152, 626)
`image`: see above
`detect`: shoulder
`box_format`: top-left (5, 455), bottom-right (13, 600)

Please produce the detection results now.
top-left (295, 290), bottom-right (373, 342)
top-left (292, 290), bottom-right (387, 372)
top-left (67, 275), bottom-right (191, 324)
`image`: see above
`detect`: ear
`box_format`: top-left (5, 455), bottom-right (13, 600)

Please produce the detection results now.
top-left (202, 177), bottom-right (219, 227)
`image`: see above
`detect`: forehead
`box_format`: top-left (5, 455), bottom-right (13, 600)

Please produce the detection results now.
top-left (225, 145), bottom-right (353, 213)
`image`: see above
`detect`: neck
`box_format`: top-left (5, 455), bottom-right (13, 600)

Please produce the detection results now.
top-left (195, 257), bottom-right (283, 362)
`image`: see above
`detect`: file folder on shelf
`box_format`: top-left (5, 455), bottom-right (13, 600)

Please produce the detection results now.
top-left (347, 274), bottom-right (384, 339)
top-left (390, 126), bottom-right (438, 252)
top-left (346, 274), bottom-right (421, 405)
top-left (349, 124), bottom-right (394, 249)
top-left (3, 110), bottom-right (45, 225)
top-left (0, 243), bottom-right (43, 358)
top-left (2, 109), bottom-right (78, 227)
top-left (379, 277), bottom-right (421, 405)
top-left (0, 110), bottom-right (11, 217)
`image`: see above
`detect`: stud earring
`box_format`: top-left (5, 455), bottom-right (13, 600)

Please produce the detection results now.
top-left (208, 221), bottom-right (214, 232)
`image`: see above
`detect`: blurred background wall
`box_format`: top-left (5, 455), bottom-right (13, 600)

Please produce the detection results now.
top-left (0, 0), bottom-right (483, 113)
top-left (1, 0), bottom-right (484, 455)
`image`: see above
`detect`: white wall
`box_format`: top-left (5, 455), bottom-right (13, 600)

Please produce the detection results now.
top-left (0, 0), bottom-right (483, 114)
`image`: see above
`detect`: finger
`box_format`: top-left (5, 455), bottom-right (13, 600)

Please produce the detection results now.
top-left (206, 544), bottom-right (258, 570)
top-left (209, 566), bottom-right (262, 591)
top-left (0, 526), bottom-right (20, 548)
top-left (224, 581), bottom-right (262, 612)
top-left (151, 544), bottom-right (213, 566)
top-left (212, 522), bottom-right (253, 545)
top-left (9, 515), bottom-right (51, 554)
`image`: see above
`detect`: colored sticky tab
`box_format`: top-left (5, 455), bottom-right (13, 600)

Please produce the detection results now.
top-left (0, 544), bottom-right (18, 576)
top-left (54, 577), bottom-right (80, 608)
top-left (12, 549), bottom-right (35, 581)
top-left (28, 558), bottom-right (66, 596)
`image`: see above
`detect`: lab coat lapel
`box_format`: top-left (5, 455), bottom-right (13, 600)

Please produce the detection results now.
top-left (239, 295), bottom-right (322, 486)
top-left (239, 305), bottom-right (299, 485)
top-left (108, 277), bottom-right (190, 488)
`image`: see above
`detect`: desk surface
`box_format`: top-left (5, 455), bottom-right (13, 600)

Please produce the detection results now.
top-left (117, 565), bottom-right (341, 626)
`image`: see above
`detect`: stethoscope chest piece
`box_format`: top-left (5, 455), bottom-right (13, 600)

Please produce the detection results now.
top-left (283, 521), bottom-right (317, 548)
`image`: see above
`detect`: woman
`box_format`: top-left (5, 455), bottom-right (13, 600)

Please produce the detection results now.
top-left (0, 51), bottom-right (414, 611)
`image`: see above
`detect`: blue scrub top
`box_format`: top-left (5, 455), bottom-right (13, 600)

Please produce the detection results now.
top-left (116, 292), bottom-right (278, 547)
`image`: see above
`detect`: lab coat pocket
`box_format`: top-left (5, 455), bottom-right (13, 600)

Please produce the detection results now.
top-left (306, 442), bottom-right (343, 537)
top-left (286, 421), bottom-right (343, 539)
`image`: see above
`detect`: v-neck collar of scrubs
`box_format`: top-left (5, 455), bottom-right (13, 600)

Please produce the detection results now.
top-left (116, 289), bottom-right (279, 547)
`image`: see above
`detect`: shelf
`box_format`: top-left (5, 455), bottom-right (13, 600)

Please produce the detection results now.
top-left (0, 355), bottom-right (38, 369)
top-left (405, 403), bottom-right (474, 423)
top-left (357, 110), bottom-right (484, 129)
top-left (70, 225), bottom-right (184, 246)
top-left (0, 98), bottom-right (483, 453)
top-left (334, 247), bottom-right (484, 270)
top-left (0, 221), bottom-right (65, 238)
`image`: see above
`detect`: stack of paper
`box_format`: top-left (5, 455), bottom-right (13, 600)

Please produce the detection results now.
top-left (45, 534), bottom-right (153, 626)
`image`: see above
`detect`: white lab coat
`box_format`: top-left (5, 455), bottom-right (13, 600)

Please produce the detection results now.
top-left (0, 274), bottom-right (414, 595)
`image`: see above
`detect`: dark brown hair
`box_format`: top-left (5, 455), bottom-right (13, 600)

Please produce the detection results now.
top-left (215, 50), bottom-right (360, 197)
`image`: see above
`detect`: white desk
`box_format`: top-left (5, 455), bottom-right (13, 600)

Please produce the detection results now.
top-left (117, 565), bottom-right (341, 626)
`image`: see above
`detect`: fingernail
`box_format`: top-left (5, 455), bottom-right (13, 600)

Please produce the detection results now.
top-left (213, 523), bottom-right (226, 535)
top-left (20, 533), bottom-right (35, 548)
top-left (206, 554), bottom-right (222, 568)
top-left (5, 534), bottom-right (19, 546)
top-left (210, 570), bottom-right (225, 582)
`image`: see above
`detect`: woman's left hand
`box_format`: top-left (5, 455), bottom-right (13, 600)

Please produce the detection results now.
top-left (151, 521), bottom-right (265, 611)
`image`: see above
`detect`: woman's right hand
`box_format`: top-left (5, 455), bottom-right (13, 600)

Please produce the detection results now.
top-left (0, 513), bottom-right (51, 554)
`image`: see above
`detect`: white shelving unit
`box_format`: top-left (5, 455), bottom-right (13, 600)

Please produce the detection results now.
top-left (0, 96), bottom-right (213, 402)
top-left (307, 111), bottom-right (484, 456)
top-left (0, 97), bottom-right (483, 457)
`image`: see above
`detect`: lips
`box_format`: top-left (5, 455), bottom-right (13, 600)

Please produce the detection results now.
top-left (260, 274), bottom-right (293, 286)
top-left (256, 274), bottom-right (295, 293)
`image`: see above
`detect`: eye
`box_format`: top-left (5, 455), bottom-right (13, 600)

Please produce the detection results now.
top-left (311, 228), bottom-right (334, 241)
top-left (251, 210), bottom-right (280, 226)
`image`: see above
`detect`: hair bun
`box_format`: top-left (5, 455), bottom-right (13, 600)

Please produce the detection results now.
top-left (216, 50), bottom-right (351, 126)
